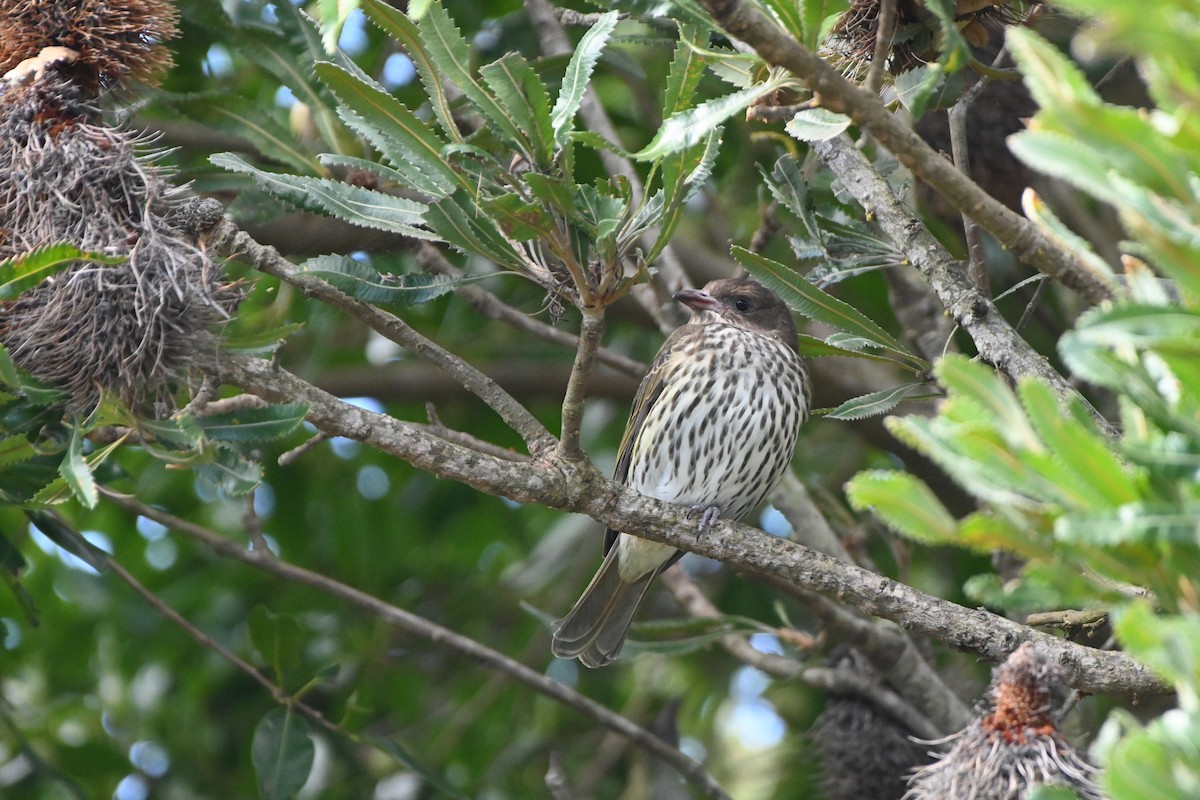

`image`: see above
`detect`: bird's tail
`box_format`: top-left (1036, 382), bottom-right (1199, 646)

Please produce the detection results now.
top-left (551, 548), bottom-right (656, 669)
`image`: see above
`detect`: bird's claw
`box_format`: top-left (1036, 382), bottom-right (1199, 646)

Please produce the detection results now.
top-left (689, 504), bottom-right (722, 537)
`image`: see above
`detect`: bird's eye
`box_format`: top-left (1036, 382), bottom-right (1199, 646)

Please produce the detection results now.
top-left (732, 297), bottom-right (752, 313)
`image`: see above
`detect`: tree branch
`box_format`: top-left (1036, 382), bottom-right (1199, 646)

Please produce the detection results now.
top-left (199, 209), bottom-right (557, 456)
top-left (811, 135), bottom-right (1114, 433)
top-left (101, 489), bottom-right (732, 800)
top-left (558, 308), bottom-right (606, 461)
top-left (695, 0), bottom-right (1118, 304)
top-left (207, 351), bottom-right (1167, 697)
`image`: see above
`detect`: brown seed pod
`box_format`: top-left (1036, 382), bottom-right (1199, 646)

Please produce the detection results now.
top-left (0, 72), bottom-right (239, 415)
top-left (0, 0), bottom-right (178, 91)
top-left (903, 642), bottom-right (1103, 800)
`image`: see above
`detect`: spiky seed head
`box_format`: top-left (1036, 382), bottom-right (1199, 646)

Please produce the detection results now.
top-left (0, 0), bottom-right (178, 90)
top-left (903, 642), bottom-right (1102, 800)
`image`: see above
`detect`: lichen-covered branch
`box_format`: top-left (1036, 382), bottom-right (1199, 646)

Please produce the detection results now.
top-left (695, 0), bottom-right (1117, 304)
top-left (813, 135), bottom-right (1112, 433)
top-left (208, 351), bottom-right (1166, 697)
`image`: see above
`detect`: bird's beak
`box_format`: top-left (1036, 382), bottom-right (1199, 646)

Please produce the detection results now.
top-left (674, 288), bottom-right (719, 312)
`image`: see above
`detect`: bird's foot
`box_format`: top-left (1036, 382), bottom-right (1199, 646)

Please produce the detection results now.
top-left (688, 504), bottom-right (722, 536)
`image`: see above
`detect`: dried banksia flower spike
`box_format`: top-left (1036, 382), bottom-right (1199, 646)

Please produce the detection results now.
top-left (0, 0), bottom-right (239, 416)
top-left (904, 642), bottom-right (1103, 800)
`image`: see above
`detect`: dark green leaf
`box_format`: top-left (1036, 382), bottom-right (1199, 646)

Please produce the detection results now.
top-left (252, 707), bottom-right (315, 800)
top-left (360, 0), bottom-right (462, 141)
top-left (248, 606), bottom-right (304, 687)
top-left (195, 403), bottom-right (309, 444)
top-left (297, 254), bottom-right (495, 306)
top-left (634, 78), bottom-right (789, 160)
top-left (481, 52), bottom-right (555, 166)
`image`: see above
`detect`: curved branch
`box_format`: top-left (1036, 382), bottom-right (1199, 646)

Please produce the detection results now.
top-left (812, 134), bottom-right (1114, 433)
top-left (696, 0), bottom-right (1117, 304)
top-left (101, 489), bottom-right (732, 800)
top-left (209, 352), bottom-right (1167, 697)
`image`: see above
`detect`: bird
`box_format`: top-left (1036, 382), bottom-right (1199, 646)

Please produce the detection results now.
top-left (551, 277), bottom-right (811, 668)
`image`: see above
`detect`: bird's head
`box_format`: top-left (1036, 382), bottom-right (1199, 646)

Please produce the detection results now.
top-left (674, 278), bottom-right (799, 352)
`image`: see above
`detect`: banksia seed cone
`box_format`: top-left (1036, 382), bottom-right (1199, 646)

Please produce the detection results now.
top-left (0, 0), bottom-right (178, 91)
top-left (812, 649), bottom-right (933, 800)
top-left (0, 1), bottom-right (238, 415)
top-left (903, 642), bottom-right (1103, 800)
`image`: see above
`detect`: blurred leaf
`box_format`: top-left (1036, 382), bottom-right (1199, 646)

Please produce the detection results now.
top-left (193, 445), bottom-right (263, 496)
top-left (249, 606), bottom-right (304, 687)
top-left (221, 323), bottom-right (306, 356)
top-left (846, 470), bottom-right (959, 545)
top-left (894, 64), bottom-right (943, 118)
top-left (59, 426), bottom-right (98, 509)
top-left (363, 735), bottom-right (471, 800)
top-left (175, 96), bottom-right (325, 175)
top-left (252, 708), bottom-right (315, 800)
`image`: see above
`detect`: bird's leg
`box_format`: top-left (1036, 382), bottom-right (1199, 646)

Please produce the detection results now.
top-left (688, 504), bottom-right (722, 536)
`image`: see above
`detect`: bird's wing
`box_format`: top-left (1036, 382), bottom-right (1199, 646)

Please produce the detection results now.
top-left (604, 326), bottom-right (688, 555)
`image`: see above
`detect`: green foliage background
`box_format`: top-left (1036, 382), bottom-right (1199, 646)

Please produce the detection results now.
top-left (0, 0), bottom-right (1198, 798)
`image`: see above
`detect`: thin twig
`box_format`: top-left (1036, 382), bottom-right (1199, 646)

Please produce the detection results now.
top-left (412, 241), bottom-right (645, 379)
top-left (101, 489), bottom-right (733, 800)
top-left (863, 0), bottom-right (896, 96)
top-left (197, 209), bottom-right (556, 456)
top-left (557, 308), bottom-right (606, 461)
top-left (661, 568), bottom-right (804, 678)
top-left (745, 100), bottom-right (816, 122)
top-left (278, 431), bottom-right (329, 466)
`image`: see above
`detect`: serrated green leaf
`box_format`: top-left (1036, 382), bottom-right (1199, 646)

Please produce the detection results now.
top-left (634, 77), bottom-right (790, 161)
top-left (0, 437), bottom-right (37, 467)
top-left (1008, 129), bottom-right (1121, 206)
top-left (732, 247), bottom-right (926, 370)
top-left (59, 426), bottom-right (97, 509)
top-left (827, 381), bottom-right (925, 420)
top-left (415, 1), bottom-right (532, 153)
top-left (551, 11), bottom-right (619, 144)
top-left (298, 254), bottom-right (489, 306)
top-left (481, 52), bottom-right (555, 165)
top-left (784, 107), bottom-right (852, 142)
top-left (360, 0), bottom-right (461, 141)
top-left (315, 61), bottom-right (460, 196)
top-left (0, 244), bottom-right (126, 301)
top-left (845, 470), bottom-right (958, 545)
top-left (1021, 190), bottom-right (1118, 284)
top-left (426, 193), bottom-right (530, 271)
top-left (663, 25), bottom-right (707, 116)
top-left (252, 707), bottom-right (315, 800)
top-left (195, 403), bottom-right (308, 444)
top-left (138, 416), bottom-right (205, 450)
top-left (212, 153), bottom-right (437, 239)
top-left (936, 354), bottom-right (1043, 452)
